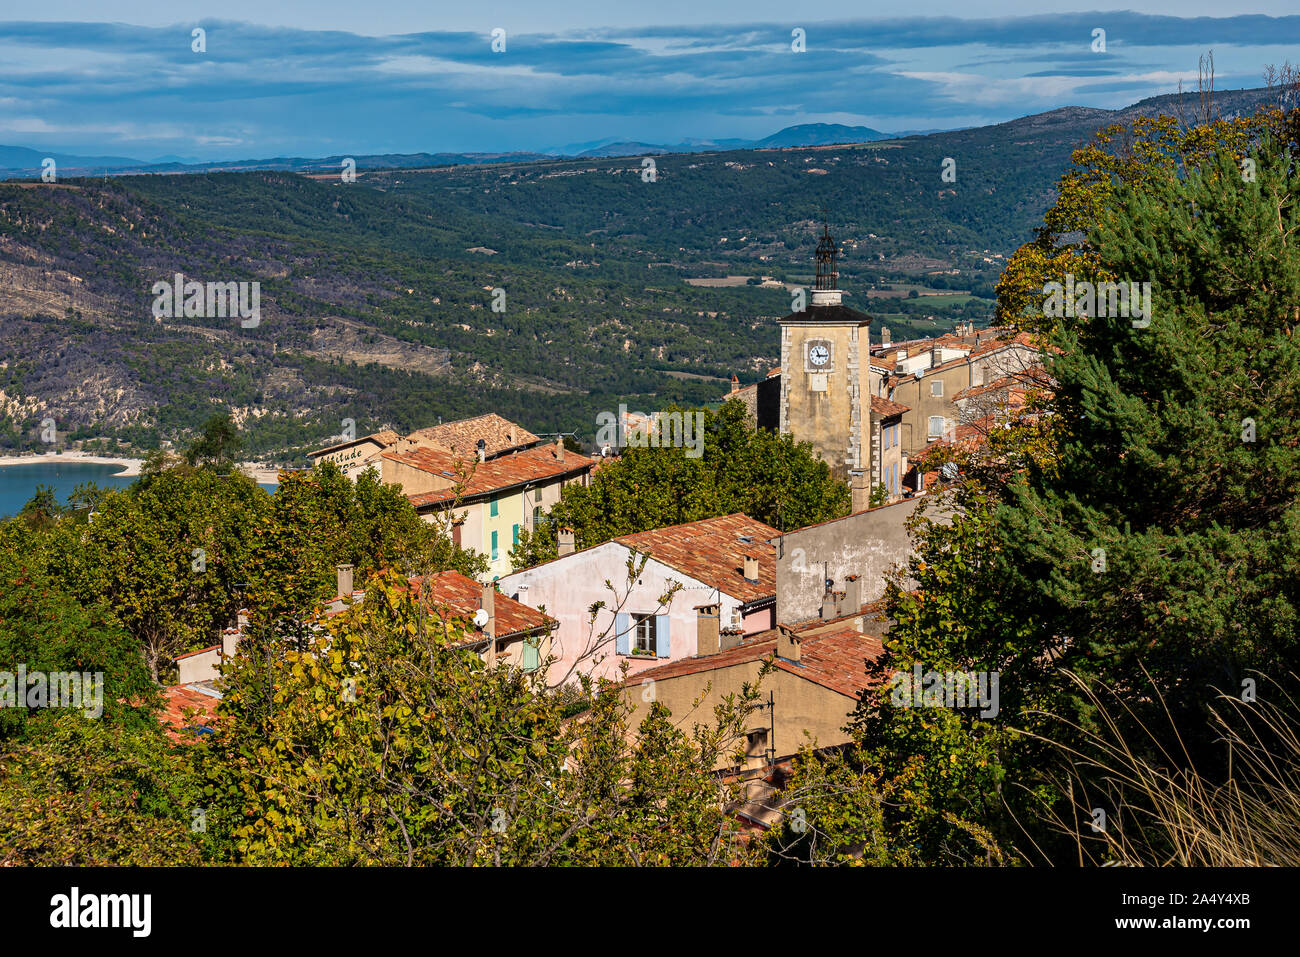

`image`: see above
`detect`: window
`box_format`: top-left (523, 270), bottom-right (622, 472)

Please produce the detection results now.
top-left (491, 530), bottom-right (499, 561)
top-left (489, 499), bottom-right (499, 517)
top-left (928, 416), bottom-right (945, 439)
top-left (512, 523), bottom-right (519, 546)
top-left (520, 636), bottom-right (540, 672)
top-left (931, 380), bottom-right (943, 397)
top-left (534, 488), bottom-right (542, 503)
top-left (633, 614), bottom-right (657, 655)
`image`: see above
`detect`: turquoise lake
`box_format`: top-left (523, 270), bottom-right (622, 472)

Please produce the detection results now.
top-left (0, 462), bottom-right (277, 518)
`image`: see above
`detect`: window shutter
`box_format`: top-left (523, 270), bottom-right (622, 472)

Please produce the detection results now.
top-left (615, 613), bottom-right (631, 655)
top-left (655, 614), bottom-right (671, 657)
top-left (521, 636), bottom-right (539, 671)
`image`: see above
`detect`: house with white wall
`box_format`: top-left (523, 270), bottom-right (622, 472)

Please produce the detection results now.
top-left (497, 513), bottom-right (778, 688)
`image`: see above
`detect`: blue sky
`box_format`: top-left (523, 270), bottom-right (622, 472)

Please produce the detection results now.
top-left (2, 3), bottom-right (1298, 161)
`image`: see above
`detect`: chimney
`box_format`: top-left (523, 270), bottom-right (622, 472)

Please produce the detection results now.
top-left (743, 555), bottom-right (759, 583)
top-left (697, 604), bottom-right (720, 656)
top-left (850, 470), bottom-right (870, 513)
top-left (476, 438), bottom-right (486, 462)
top-left (730, 374), bottom-right (740, 393)
top-left (821, 586), bottom-right (837, 620)
top-left (881, 325), bottom-right (891, 346)
top-left (555, 436), bottom-right (565, 464)
top-left (509, 426), bottom-right (517, 445)
top-left (776, 626), bottom-right (801, 663)
top-left (558, 527), bottom-right (576, 556)
top-left (841, 574), bottom-right (862, 617)
top-left (336, 563), bottom-right (354, 598)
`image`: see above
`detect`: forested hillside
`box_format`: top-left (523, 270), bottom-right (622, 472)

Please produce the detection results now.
top-left (0, 86), bottom-right (1279, 459)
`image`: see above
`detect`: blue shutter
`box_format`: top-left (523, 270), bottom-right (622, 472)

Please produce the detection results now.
top-left (615, 613), bottom-right (631, 655)
top-left (655, 614), bottom-right (671, 657)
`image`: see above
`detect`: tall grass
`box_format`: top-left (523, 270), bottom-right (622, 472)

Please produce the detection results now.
top-left (1029, 669), bottom-right (1300, 866)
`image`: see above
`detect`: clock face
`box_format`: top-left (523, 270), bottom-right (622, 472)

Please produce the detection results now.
top-left (809, 344), bottom-right (830, 367)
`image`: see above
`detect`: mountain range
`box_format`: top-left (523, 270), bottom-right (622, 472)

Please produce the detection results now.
top-left (0, 85), bottom-right (1287, 461)
top-left (0, 123), bottom-right (930, 179)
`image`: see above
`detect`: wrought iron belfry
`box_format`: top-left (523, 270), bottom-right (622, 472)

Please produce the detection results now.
top-left (814, 223), bottom-right (839, 291)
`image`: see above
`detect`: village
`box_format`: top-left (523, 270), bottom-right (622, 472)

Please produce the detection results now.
top-left (163, 232), bottom-right (1048, 829)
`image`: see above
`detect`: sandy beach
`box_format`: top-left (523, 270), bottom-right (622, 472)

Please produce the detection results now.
top-left (0, 452), bottom-right (283, 484)
top-left (0, 451), bottom-right (145, 476)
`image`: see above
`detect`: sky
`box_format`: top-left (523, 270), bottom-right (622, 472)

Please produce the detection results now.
top-left (2, 2), bottom-right (1298, 161)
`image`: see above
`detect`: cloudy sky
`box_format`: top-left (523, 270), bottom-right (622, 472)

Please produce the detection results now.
top-left (2, 1), bottom-right (1298, 161)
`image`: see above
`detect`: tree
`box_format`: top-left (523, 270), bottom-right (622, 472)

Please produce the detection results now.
top-left (200, 570), bottom-right (755, 865)
top-left (184, 413), bottom-right (243, 473)
top-left (0, 714), bottom-right (205, 866)
top-left (853, 93), bottom-right (1300, 864)
top-left (544, 400), bottom-right (849, 550)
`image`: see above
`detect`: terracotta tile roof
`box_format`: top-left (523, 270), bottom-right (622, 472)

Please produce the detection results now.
top-left (406, 413), bottom-right (539, 458)
top-left (159, 685), bottom-right (221, 744)
top-left (776, 628), bottom-right (885, 698)
top-left (615, 513), bottom-right (779, 604)
top-left (384, 445), bottom-right (461, 475)
top-left (629, 625), bottom-right (886, 699)
top-left (870, 355), bottom-right (897, 371)
top-left (871, 394), bottom-right (910, 417)
top-left (968, 330), bottom-right (1040, 358)
top-left (628, 632), bottom-right (778, 683)
top-left (310, 429), bottom-right (403, 458)
top-left (409, 570), bottom-right (555, 640)
top-left (174, 644), bottom-right (220, 661)
top-left (401, 444), bottom-right (594, 507)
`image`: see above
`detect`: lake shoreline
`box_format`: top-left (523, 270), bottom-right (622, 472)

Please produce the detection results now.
top-left (0, 453), bottom-right (282, 484)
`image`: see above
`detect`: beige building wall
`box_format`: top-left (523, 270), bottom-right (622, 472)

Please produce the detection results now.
top-left (889, 363), bottom-right (973, 455)
top-left (623, 660), bottom-right (857, 769)
top-left (314, 438), bottom-right (387, 479)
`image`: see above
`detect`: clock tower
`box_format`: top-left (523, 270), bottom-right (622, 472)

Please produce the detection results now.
top-left (778, 225), bottom-right (874, 510)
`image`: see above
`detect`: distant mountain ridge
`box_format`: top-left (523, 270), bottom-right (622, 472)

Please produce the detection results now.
top-left (1, 86), bottom-right (1283, 180)
top-left (0, 122), bottom-right (934, 178)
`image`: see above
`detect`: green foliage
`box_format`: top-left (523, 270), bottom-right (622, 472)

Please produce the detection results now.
top-left (858, 103), bottom-right (1300, 864)
top-left (0, 714), bottom-right (204, 866)
top-left (184, 412), bottom-right (243, 473)
top-left (0, 570), bottom-right (158, 739)
top-left (200, 570), bottom-right (751, 864)
top-left (546, 400), bottom-right (849, 548)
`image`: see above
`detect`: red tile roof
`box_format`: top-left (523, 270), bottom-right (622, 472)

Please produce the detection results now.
top-left (409, 570), bottom-right (555, 640)
top-left (159, 685), bottom-right (221, 743)
top-left (406, 413), bottom-right (538, 458)
top-left (616, 513), bottom-right (779, 604)
top-left (399, 443), bottom-right (594, 507)
top-left (871, 394), bottom-right (910, 417)
top-left (629, 625), bottom-right (886, 699)
top-left (777, 628), bottom-right (885, 698)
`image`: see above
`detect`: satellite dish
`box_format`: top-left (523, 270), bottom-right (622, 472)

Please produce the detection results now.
top-left (914, 368), bottom-right (924, 379)
top-left (473, 608), bottom-right (490, 629)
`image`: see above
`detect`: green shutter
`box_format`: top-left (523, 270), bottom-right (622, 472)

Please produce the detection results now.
top-left (521, 636), bottom-right (540, 671)
top-left (513, 523), bottom-right (519, 546)
top-left (490, 498), bottom-right (499, 517)
top-left (491, 530), bottom-right (498, 560)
